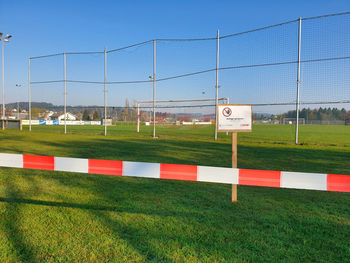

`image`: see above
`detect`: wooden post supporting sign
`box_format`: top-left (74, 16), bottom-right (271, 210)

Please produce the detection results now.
top-left (217, 104), bottom-right (252, 202)
top-left (232, 132), bottom-right (238, 202)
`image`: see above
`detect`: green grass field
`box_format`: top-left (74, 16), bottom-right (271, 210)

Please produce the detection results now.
top-left (26, 123), bottom-right (350, 146)
top-left (0, 125), bottom-right (349, 262)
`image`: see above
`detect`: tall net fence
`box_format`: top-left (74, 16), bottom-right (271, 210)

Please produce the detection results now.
top-left (25, 12), bottom-right (350, 143)
top-left (29, 54), bottom-right (64, 131)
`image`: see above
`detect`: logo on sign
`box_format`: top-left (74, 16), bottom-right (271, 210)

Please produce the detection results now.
top-left (222, 107), bottom-right (232, 117)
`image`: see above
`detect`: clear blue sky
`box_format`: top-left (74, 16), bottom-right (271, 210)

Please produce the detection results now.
top-left (1, 0), bottom-right (349, 113)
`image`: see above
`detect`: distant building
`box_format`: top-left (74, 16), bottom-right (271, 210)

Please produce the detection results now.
top-left (51, 112), bottom-right (77, 121)
top-left (58, 113), bottom-right (76, 121)
top-left (40, 110), bottom-right (56, 120)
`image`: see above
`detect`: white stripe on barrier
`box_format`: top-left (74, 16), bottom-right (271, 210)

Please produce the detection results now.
top-left (55, 157), bottom-right (88, 173)
top-left (123, 161), bottom-right (160, 178)
top-left (281, 171), bottom-right (327, 191)
top-left (198, 166), bottom-right (239, 184)
top-left (0, 153), bottom-right (23, 168)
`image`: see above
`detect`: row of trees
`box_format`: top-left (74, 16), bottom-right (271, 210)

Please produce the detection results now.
top-left (80, 99), bottom-right (140, 122)
top-left (281, 107), bottom-right (349, 121)
top-left (117, 99), bottom-right (138, 121)
top-left (82, 110), bottom-right (100, 121)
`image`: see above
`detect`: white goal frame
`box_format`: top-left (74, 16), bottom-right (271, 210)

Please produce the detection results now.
top-left (136, 97), bottom-right (229, 133)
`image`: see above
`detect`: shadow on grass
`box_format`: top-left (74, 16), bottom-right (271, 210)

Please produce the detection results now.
top-left (1, 166), bottom-right (349, 261)
top-left (41, 170), bottom-right (350, 261)
top-left (17, 136), bottom-right (231, 167)
top-left (1, 176), bottom-right (37, 262)
top-left (0, 196), bottom-right (201, 219)
top-left (238, 143), bottom-right (350, 174)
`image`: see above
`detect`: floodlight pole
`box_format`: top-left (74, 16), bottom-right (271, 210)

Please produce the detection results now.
top-left (214, 29), bottom-right (220, 141)
top-left (295, 18), bottom-right (302, 144)
top-left (0, 33), bottom-right (12, 130)
top-left (28, 58), bottom-right (31, 131)
top-left (152, 40), bottom-right (156, 138)
top-left (2, 38), bottom-right (5, 129)
top-left (64, 52), bottom-right (67, 134)
top-left (104, 47), bottom-right (107, 136)
top-left (136, 103), bottom-right (140, 132)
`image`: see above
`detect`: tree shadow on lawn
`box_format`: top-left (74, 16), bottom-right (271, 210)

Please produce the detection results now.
top-left (1, 167), bottom-right (349, 261)
top-left (63, 174), bottom-right (350, 261)
top-left (238, 143), bottom-right (350, 174)
top-left (1, 173), bottom-right (37, 262)
top-left (16, 137), bottom-right (232, 167)
top-left (1, 171), bottom-right (232, 261)
top-left (0, 194), bottom-right (202, 219)
top-left (0, 134), bottom-right (22, 142)
top-left (10, 170), bottom-right (349, 262)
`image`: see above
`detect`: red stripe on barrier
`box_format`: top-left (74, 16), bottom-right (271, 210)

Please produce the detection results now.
top-left (160, 163), bottom-right (197, 181)
top-left (88, 159), bottom-right (123, 176)
top-left (23, 155), bottom-right (55, 170)
top-left (327, 174), bottom-right (350, 193)
top-left (239, 169), bottom-right (281, 188)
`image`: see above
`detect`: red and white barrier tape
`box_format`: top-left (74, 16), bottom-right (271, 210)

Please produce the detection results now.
top-left (0, 153), bottom-right (349, 193)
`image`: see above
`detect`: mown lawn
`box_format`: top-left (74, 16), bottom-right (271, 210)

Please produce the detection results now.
top-left (0, 126), bottom-right (349, 262)
top-left (25, 123), bottom-right (350, 146)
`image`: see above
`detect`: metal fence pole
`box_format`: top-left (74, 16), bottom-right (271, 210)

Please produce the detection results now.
top-left (16, 84), bottom-right (21, 120)
top-left (28, 57), bottom-right (31, 131)
top-left (214, 29), bottom-right (220, 141)
top-left (137, 103), bottom-right (140, 132)
top-left (64, 52), bottom-right (67, 134)
top-left (295, 18), bottom-right (302, 144)
top-left (104, 47), bottom-right (107, 136)
top-left (153, 40), bottom-right (156, 138)
top-left (2, 40), bottom-right (5, 129)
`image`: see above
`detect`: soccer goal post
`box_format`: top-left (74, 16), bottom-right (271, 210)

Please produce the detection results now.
top-left (136, 97), bottom-right (229, 134)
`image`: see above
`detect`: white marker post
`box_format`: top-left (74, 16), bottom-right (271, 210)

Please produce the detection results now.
top-left (217, 104), bottom-right (252, 202)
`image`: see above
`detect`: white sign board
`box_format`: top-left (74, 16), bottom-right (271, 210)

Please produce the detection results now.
top-left (217, 104), bottom-right (252, 132)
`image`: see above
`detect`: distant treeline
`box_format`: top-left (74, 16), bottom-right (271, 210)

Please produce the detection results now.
top-left (282, 107), bottom-right (349, 121)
